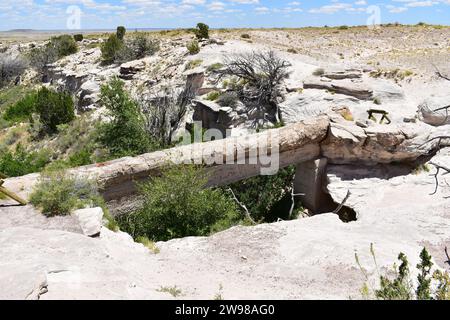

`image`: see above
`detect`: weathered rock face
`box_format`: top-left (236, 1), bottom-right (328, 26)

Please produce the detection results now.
top-left (417, 95), bottom-right (450, 126)
top-left (78, 80), bottom-right (100, 111)
top-left (322, 69), bottom-right (362, 80)
top-left (303, 78), bottom-right (373, 100)
top-left (280, 89), bottom-right (358, 124)
top-left (119, 60), bottom-right (146, 80)
top-left (320, 121), bottom-right (445, 165)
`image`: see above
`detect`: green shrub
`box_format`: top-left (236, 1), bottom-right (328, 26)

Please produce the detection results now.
top-left (194, 23), bottom-right (209, 40)
top-left (241, 33), bottom-right (251, 39)
top-left (127, 33), bottom-right (159, 59)
top-left (186, 40), bottom-right (200, 55)
top-left (185, 59), bottom-right (203, 70)
top-left (3, 91), bottom-right (37, 122)
top-left (206, 63), bottom-right (224, 72)
top-left (117, 165), bottom-right (240, 241)
top-left (338, 25), bottom-right (349, 30)
top-left (102, 33), bottom-right (159, 64)
top-left (206, 91), bottom-right (221, 101)
top-left (101, 34), bottom-right (124, 64)
top-left (0, 143), bottom-right (51, 177)
top-left (34, 87), bottom-right (75, 134)
top-left (28, 33), bottom-right (78, 71)
top-left (116, 26), bottom-right (126, 40)
top-left (29, 168), bottom-right (105, 217)
top-left (0, 53), bottom-right (27, 88)
top-left (73, 34), bottom-right (84, 42)
top-left (217, 92), bottom-right (238, 107)
top-left (356, 245), bottom-right (450, 300)
top-left (223, 166), bottom-right (299, 222)
top-left (97, 77), bottom-right (157, 158)
top-left (49, 35), bottom-right (78, 57)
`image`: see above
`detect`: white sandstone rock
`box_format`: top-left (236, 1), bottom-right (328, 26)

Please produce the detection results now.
top-left (73, 207), bottom-right (104, 237)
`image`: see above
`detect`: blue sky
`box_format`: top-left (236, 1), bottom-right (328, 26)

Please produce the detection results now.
top-left (0, 0), bottom-right (449, 31)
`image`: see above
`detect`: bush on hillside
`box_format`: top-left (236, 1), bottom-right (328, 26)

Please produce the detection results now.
top-left (0, 53), bottom-right (27, 88)
top-left (356, 246), bottom-right (450, 300)
top-left (29, 35), bottom-right (78, 72)
top-left (127, 34), bottom-right (159, 59)
top-left (0, 143), bottom-right (51, 177)
top-left (3, 91), bottom-right (37, 122)
top-left (116, 26), bottom-right (126, 40)
top-left (101, 34), bottom-right (124, 65)
top-left (194, 23), bottom-right (209, 40)
top-left (97, 77), bottom-right (156, 157)
top-left (117, 165), bottom-right (240, 241)
top-left (34, 87), bottom-right (75, 134)
top-left (49, 35), bottom-right (78, 58)
top-left (116, 34), bottom-right (160, 62)
top-left (73, 34), bottom-right (84, 42)
top-left (186, 40), bottom-right (200, 55)
top-left (29, 167), bottom-right (105, 217)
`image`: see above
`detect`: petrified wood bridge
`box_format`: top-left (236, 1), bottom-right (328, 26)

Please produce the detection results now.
top-left (3, 114), bottom-right (444, 213)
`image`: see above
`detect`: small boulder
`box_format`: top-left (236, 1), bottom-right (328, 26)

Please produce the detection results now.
top-left (73, 207), bottom-right (104, 237)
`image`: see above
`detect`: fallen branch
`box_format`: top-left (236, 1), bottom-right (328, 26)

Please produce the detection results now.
top-left (429, 161), bottom-right (450, 196)
top-left (445, 247), bottom-right (450, 266)
top-left (418, 136), bottom-right (450, 150)
top-left (433, 64), bottom-right (450, 81)
top-left (227, 188), bottom-right (256, 224)
top-left (333, 190), bottom-right (351, 214)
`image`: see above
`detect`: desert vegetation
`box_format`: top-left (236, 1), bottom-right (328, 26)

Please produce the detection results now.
top-left (117, 165), bottom-right (241, 241)
top-left (356, 245), bottom-right (450, 300)
top-left (101, 27), bottom-right (159, 64)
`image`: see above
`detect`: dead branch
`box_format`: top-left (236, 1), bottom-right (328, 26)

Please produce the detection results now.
top-left (227, 188), bottom-right (256, 224)
top-left (333, 190), bottom-right (351, 214)
top-left (429, 161), bottom-right (450, 196)
top-left (433, 64), bottom-right (450, 81)
top-left (445, 247), bottom-right (450, 266)
top-left (217, 50), bottom-right (291, 122)
top-left (418, 136), bottom-right (450, 150)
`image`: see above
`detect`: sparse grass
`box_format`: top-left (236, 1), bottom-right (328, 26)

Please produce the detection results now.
top-left (214, 284), bottom-right (224, 300)
top-left (287, 48), bottom-right (298, 54)
top-left (136, 236), bottom-right (160, 254)
top-left (158, 286), bottom-right (183, 298)
top-left (206, 91), bottom-right (221, 101)
top-left (0, 85), bottom-right (34, 115)
top-left (370, 68), bottom-right (414, 81)
top-left (412, 164), bottom-right (431, 175)
top-left (207, 63), bottom-right (224, 72)
top-left (185, 59), bottom-right (203, 70)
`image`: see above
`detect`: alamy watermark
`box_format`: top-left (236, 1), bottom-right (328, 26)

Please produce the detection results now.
top-left (66, 5), bottom-right (82, 30)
